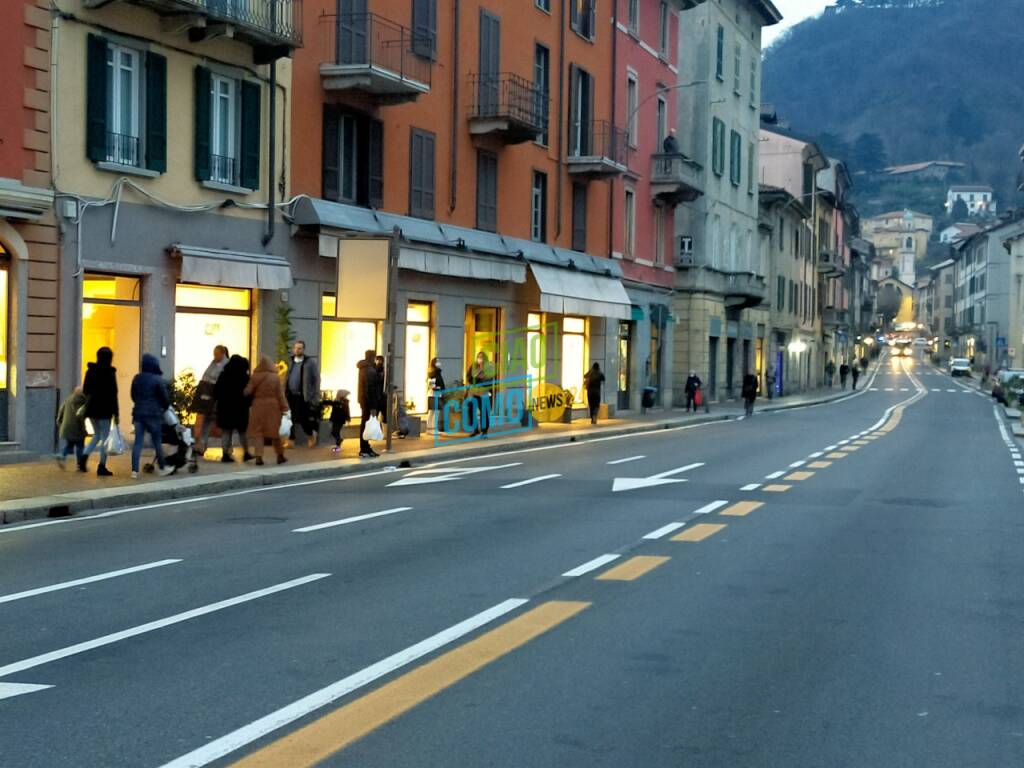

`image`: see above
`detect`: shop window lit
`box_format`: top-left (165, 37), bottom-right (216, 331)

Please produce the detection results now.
top-left (527, 312), bottom-right (544, 390)
top-left (404, 301), bottom-right (432, 412)
top-left (174, 284), bottom-right (251, 384)
top-left (466, 307), bottom-right (501, 378)
top-left (321, 294), bottom-right (337, 317)
top-left (321, 293), bottom-right (380, 418)
top-left (82, 273), bottom-right (141, 424)
top-left (175, 284), bottom-right (250, 311)
top-left (0, 265), bottom-right (8, 389)
top-left (83, 274), bottom-right (142, 301)
top-left (561, 316), bottom-right (586, 404)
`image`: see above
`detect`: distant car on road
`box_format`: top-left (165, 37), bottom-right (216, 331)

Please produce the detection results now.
top-left (913, 337), bottom-right (928, 348)
top-left (991, 369), bottom-right (1024, 405)
top-left (949, 358), bottom-right (971, 377)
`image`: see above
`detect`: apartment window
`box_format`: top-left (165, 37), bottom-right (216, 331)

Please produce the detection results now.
top-left (747, 141), bottom-right (755, 194)
top-left (570, 0), bottom-right (596, 40)
top-left (531, 171), bottom-right (548, 242)
top-left (733, 43), bottom-right (742, 94)
top-left (658, 2), bottom-right (670, 57)
top-left (534, 44), bottom-right (550, 145)
top-left (536, 0), bottom-right (550, 10)
top-left (945, 295), bottom-right (953, 308)
top-left (569, 66), bottom-right (594, 156)
top-left (323, 108), bottom-right (384, 208)
top-left (409, 128), bottom-right (436, 219)
top-left (628, 0), bottom-right (639, 33)
top-left (777, 275), bottom-right (785, 309)
top-left (86, 35), bottom-right (167, 173)
top-left (656, 96), bottom-right (667, 147)
top-left (789, 280), bottom-right (795, 313)
top-left (476, 150), bottom-right (498, 232)
top-left (653, 206), bottom-right (665, 265)
top-left (571, 183), bottom-right (587, 252)
top-left (729, 130), bottom-right (742, 187)
top-left (626, 74), bottom-right (638, 147)
top-left (711, 118), bottom-right (725, 176)
top-left (715, 25), bottom-right (725, 80)
top-left (624, 188), bottom-right (636, 258)
top-left (412, 0), bottom-right (438, 59)
top-left (749, 60), bottom-right (757, 107)
top-left (193, 67), bottom-right (260, 190)
top-left (802, 162), bottom-right (814, 198)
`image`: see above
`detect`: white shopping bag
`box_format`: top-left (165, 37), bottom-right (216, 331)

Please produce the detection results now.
top-left (106, 424), bottom-right (126, 456)
top-left (362, 415), bottom-right (383, 442)
top-left (279, 411), bottom-right (293, 439)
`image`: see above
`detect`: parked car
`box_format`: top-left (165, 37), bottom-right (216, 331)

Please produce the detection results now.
top-left (949, 358), bottom-right (971, 377)
top-left (991, 369), bottom-right (1024, 405)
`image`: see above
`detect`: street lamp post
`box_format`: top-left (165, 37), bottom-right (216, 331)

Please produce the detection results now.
top-left (623, 80), bottom-right (707, 146)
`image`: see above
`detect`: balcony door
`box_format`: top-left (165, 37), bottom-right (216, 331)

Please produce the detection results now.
top-left (478, 11), bottom-right (500, 113)
top-left (338, 0), bottom-right (368, 65)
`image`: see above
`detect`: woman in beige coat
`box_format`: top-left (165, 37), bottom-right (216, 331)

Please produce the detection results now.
top-left (244, 356), bottom-right (289, 465)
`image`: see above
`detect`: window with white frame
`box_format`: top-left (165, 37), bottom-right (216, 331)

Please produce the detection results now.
top-left (628, 0), bottom-right (639, 33)
top-left (749, 60), bottom-right (757, 107)
top-left (653, 206), bottom-right (664, 265)
top-left (626, 73), bottom-right (638, 147)
top-left (734, 43), bottom-right (742, 94)
top-left (531, 171), bottom-right (547, 242)
top-left (105, 43), bottom-right (142, 166)
top-left (624, 188), bottom-right (636, 258)
top-left (658, 2), bottom-right (669, 57)
top-left (210, 74), bottom-right (238, 185)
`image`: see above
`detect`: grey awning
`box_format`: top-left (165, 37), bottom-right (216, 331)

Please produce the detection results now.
top-left (171, 244), bottom-right (292, 290)
top-left (530, 263), bottom-right (632, 320)
top-left (399, 247), bottom-right (526, 283)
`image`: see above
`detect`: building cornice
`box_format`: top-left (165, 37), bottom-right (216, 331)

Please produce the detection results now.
top-left (0, 178), bottom-right (53, 220)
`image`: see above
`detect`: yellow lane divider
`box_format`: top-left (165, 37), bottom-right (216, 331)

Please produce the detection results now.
top-left (230, 601), bottom-right (590, 768)
top-left (808, 461), bottom-right (832, 469)
top-left (596, 555), bottom-right (670, 581)
top-left (720, 501), bottom-right (763, 517)
top-left (784, 471), bottom-right (814, 481)
top-left (826, 452), bottom-right (847, 459)
top-left (672, 523), bottom-right (726, 542)
top-left (762, 484), bottom-right (791, 493)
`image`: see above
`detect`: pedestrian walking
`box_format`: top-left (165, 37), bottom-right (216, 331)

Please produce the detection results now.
top-left (839, 362), bottom-right (850, 389)
top-left (584, 362), bottom-right (605, 424)
top-left (214, 354), bottom-right (251, 462)
top-left (851, 364), bottom-right (861, 391)
top-left (466, 351), bottom-right (495, 436)
top-left (244, 355), bottom-right (289, 465)
top-left (327, 389), bottom-right (352, 454)
top-left (741, 373), bottom-right (758, 417)
top-left (55, 387), bottom-right (88, 470)
top-left (825, 360), bottom-right (836, 388)
top-left (374, 354), bottom-right (388, 424)
top-left (285, 340), bottom-right (321, 448)
top-left (427, 358), bottom-right (445, 432)
top-left (193, 344), bottom-right (228, 455)
top-left (766, 364), bottom-right (776, 400)
top-left (129, 353), bottom-right (174, 479)
top-left (357, 349), bottom-right (381, 458)
top-left (81, 346), bottom-right (119, 476)
top-left (684, 371), bottom-right (702, 412)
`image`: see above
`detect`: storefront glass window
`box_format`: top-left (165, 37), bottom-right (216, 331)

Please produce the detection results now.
top-left (527, 312), bottom-right (544, 390)
top-left (404, 301), bottom-right (432, 413)
top-left (82, 273), bottom-right (141, 423)
top-left (562, 316), bottom-right (586, 404)
top-left (0, 264), bottom-right (8, 389)
top-left (174, 284), bottom-right (251, 384)
top-left (321, 294), bottom-right (380, 418)
top-left (465, 307), bottom-right (501, 380)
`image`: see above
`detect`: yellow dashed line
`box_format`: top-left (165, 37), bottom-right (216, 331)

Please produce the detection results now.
top-left (841, 446), bottom-right (859, 452)
top-left (808, 461), bottom-right (831, 469)
top-left (672, 523), bottom-right (726, 542)
top-left (763, 484), bottom-right (791, 492)
top-left (720, 501), bottom-right (763, 517)
top-left (852, 440), bottom-right (870, 446)
top-left (826, 452), bottom-right (847, 459)
top-left (785, 471), bottom-right (814, 481)
top-left (596, 555), bottom-right (670, 581)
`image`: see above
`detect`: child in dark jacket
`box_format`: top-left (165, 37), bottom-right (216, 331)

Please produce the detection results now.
top-left (56, 387), bottom-right (88, 470)
top-left (328, 389), bottom-right (352, 454)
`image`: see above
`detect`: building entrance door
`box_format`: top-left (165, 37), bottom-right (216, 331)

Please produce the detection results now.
top-left (0, 256), bottom-right (9, 441)
top-left (81, 274), bottom-right (142, 425)
top-left (617, 321), bottom-right (631, 410)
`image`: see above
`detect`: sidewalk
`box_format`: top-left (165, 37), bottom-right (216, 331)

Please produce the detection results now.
top-left (0, 384), bottom-right (856, 524)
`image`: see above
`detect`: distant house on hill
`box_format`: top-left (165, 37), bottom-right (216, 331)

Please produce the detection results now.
top-left (878, 160), bottom-right (965, 183)
top-left (939, 222), bottom-right (981, 244)
top-left (945, 185), bottom-right (996, 217)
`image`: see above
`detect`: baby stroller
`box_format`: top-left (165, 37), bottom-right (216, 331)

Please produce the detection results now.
top-left (143, 408), bottom-right (198, 475)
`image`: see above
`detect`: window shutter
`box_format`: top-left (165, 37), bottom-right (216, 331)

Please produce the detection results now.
top-left (572, 184), bottom-right (587, 252)
top-left (422, 132), bottom-right (436, 218)
top-left (86, 34), bottom-right (109, 163)
top-left (412, 0), bottom-right (436, 59)
top-left (240, 80), bottom-right (261, 191)
top-left (144, 52), bottom-right (167, 173)
top-left (368, 118), bottom-right (384, 208)
top-left (409, 130), bottom-right (422, 216)
top-left (567, 65), bottom-right (578, 155)
top-left (322, 107), bottom-right (340, 201)
top-left (193, 66), bottom-right (212, 181)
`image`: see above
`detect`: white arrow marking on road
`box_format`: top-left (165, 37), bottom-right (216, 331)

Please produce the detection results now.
top-left (500, 474), bottom-right (561, 489)
top-left (0, 682), bottom-right (52, 701)
top-left (387, 463), bottom-right (522, 487)
top-left (612, 463), bottom-right (704, 493)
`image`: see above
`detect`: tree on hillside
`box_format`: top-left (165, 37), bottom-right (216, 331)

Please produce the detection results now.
top-left (951, 198), bottom-right (969, 220)
top-left (946, 96), bottom-right (985, 144)
top-left (851, 133), bottom-right (888, 173)
top-left (816, 132), bottom-right (853, 163)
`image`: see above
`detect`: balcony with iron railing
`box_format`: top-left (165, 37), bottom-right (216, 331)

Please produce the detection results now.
top-left (319, 13), bottom-right (431, 102)
top-left (817, 247), bottom-right (844, 277)
top-left (86, 0), bottom-right (302, 54)
top-left (103, 132), bottom-right (141, 168)
top-left (468, 73), bottom-right (547, 144)
top-left (650, 153), bottom-right (703, 205)
top-left (724, 272), bottom-right (768, 310)
top-left (567, 120), bottom-right (628, 177)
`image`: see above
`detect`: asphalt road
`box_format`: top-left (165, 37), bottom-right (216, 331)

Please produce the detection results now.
top-left (2, 355), bottom-right (1022, 767)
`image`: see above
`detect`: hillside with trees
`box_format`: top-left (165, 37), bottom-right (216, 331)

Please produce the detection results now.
top-left (762, 0), bottom-right (1024, 216)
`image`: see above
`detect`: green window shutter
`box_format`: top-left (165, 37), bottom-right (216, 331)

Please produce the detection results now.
top-left (86, 34), bottom-right (109, 163)
top-left (144, 52), bottom-right (167, 173)
top-left (194, 66), bottom-right (212, 181)
top-left (240, 80), bottom-right (261, 191)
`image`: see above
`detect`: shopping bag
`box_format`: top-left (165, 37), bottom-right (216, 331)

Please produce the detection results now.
top-left (694, 389), bottom-right (703, 408)
top-left (163, 407), bottom-right (180, 427)
top-left (362, 415), bottom-right (384, 442)
top-left (106, 424), bottom-right (126, 456)
top-left (279, 411), bottom-right (293, 439)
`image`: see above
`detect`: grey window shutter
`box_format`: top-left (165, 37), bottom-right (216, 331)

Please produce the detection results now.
top-left (568, 64), bottom-right (578, 155)
top-left (193, 66), bottom-right (212, 181)
top-left (144, 51), bottom-right (167, 173)
top-left (413, 0), bottom-right (436, 59)
top-left (86, 34), bottom-right (109, 163)
top-left (240, 80), bottom-right (261, 191)
top-left (422, 131), bottom-right (435, 218)
top-left (409, 130), bottom-right (422, 216)
top-left (322, 107), bottom-right (340, 201)
top-left (368, 118), bottom-right (384, 208)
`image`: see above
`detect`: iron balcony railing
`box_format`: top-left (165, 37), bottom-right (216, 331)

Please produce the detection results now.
top-left (321, 12), bottom-right (432, 87)
top-left (651, 152), bottom-right (702, 187)
top-left (126, 0), bottom-right (303, 47)
top-left (104, 132), bottom-right (140, 167)
top-left (569, 119), bottom-right (628, 166)
top-left (210, 154), bottom-right (239, 186)
top-left (469, 73), bottom-right (547, 133)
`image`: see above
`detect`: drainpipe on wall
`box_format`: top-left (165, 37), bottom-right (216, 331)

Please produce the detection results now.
top-left (449, 0), bottom-right (460, 213)
top-left (263, 58), bottom-right (277, 247)
top-left (556, 0), bottom-right (566, 238)
top-left (608, 0), bottom-right (619, 258)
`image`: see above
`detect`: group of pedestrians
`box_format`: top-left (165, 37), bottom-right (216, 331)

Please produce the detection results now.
top-left (825, 358), bottom-right (866, 391)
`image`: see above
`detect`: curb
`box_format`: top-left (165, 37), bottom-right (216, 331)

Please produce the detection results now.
top-left (0, 387), bottom-right (855, 526)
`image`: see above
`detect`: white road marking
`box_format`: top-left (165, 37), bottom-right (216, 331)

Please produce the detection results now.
top-left (740, 483), bottom-right (761, 491)
top-left (869, 387), bottom-right (879, 391)
top-left (946, 389), bottom-right (957, 393)
top-left (900, 388), bottom-right (909, 392)
top-left (0, 682), bottom-right (53, 701)
top-left (765, 471), bottom-right (786, 479)
top-left (0, 559), bottom-right (182, 605)
top-left (500, 474), bottom-right (561, 489)
top-left (612, 462), bottom-right (704, 493)
top-left (884, 388), bottom-right (894, 392)
top-left (838, 440), bottom-right (850, 445)
top-left (292, 508), bottom-right (412, 533)
top-left (606, 455), bottom-right (645, 465)
top-left (825, 445), bottom-right (837, 451)
top-left (388, 463), bottom-right (523, 487)
top-left (692, 500), bottom-right (729, 515)
top-left (643, 522), bottom-right (687, 540)
top-left (158, 598), bottom-right (528, 768)
top-left (0, 574), bottom-right (330, 679)
top-left (789, 460), bottom-right (806, 468)
top-left (808, 452), bottom-right (824, 458)
top-left (562, 554), bottom-right (621, 577)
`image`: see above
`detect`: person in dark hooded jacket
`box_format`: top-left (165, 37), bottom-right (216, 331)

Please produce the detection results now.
top-left (81, 346), bottom-right (119, 475)
top-left (357, 350), bottom-right (380, 457)
top-left (215, 355), bottom-right (252, 462)
top-left (130, 353), bottom-right (173, 478)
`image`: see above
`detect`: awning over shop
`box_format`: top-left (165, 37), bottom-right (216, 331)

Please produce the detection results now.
top-left (399, 247), bottom-right (526, 283)
top-left (530, 263), bottom-right (632, 320)
top-left (171, 244), bottom-right (292, 290)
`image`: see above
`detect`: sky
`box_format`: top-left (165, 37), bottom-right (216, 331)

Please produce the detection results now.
top-left (762, 0), bottom-right (832, 49)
